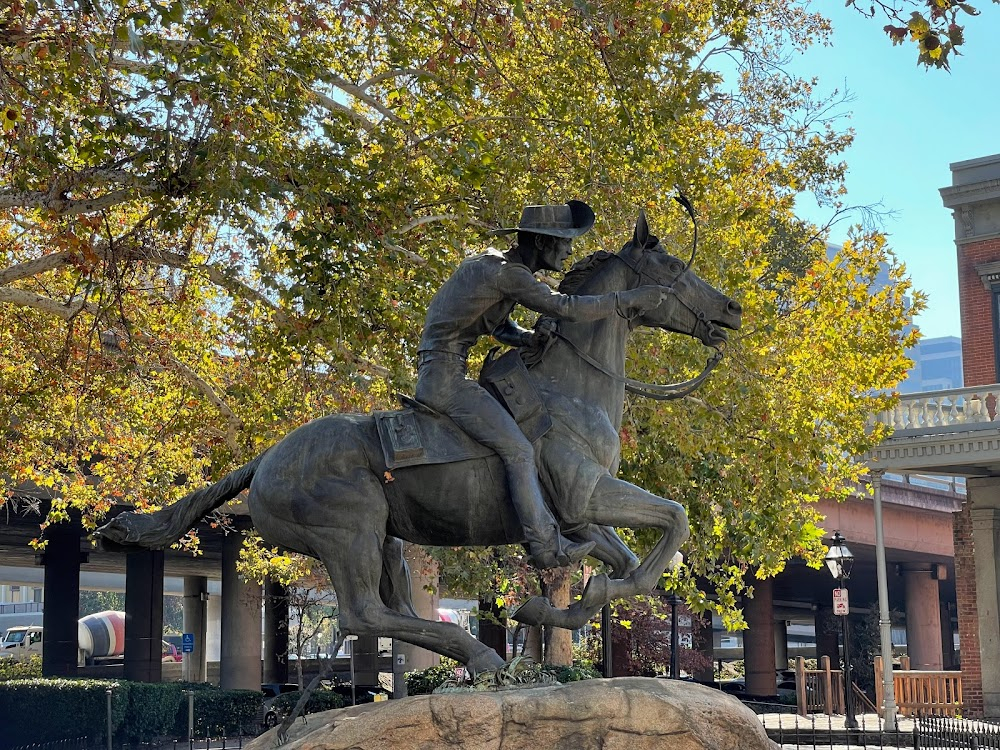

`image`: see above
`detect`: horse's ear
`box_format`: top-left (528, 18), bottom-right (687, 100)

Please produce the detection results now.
top-left (628, 211), bottom-right (649, 258)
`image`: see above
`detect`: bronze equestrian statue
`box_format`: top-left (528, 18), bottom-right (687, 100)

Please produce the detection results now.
top-left (96, 206), bottom-right (742, 675)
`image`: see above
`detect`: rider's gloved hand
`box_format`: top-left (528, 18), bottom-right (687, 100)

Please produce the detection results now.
top-left (615, 286), bottom-right (668, 316)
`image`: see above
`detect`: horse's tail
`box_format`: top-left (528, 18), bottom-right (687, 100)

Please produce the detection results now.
top-left (94, 451), bottom-right (268, 551)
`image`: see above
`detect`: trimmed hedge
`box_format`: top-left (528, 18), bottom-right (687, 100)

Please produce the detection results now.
top-left (0, 678), bottom-right (128, 746)
top-left (0, 679), bottom-right (263, 747)
top-left (271, 689), bottom-right (345, 720)
top-left (0, 655), bottom-right (42, 681)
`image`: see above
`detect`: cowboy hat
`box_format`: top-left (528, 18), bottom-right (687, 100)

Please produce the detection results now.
top-left (489, 200), bottom-right (595, 238)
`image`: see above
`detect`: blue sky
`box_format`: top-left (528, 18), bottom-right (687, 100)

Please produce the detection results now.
top-left (789, 1), bottom-right (1000, 339)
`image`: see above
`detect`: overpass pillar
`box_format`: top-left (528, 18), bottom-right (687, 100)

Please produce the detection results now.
top-left (814, 605), bottom-right (840, 664)
top-left (263, 579), bottom-right (289, 684)
top-left (900, 563), bottom-right (944, 670)
top-left (744, 577), bottom-right (776, 697)
top-left (183, 576), bottom-right (208, 683)
top-left (220, 525), bottom-right (262, 690)
top-left (40, 517), bottom-right (83, 677)
top-left (124, 549), bottom-right (164, 682)
top-left (774, 619), bottom-right (789, 672)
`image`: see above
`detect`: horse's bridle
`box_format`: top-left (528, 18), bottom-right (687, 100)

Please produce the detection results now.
top-left (547, 193), bottom-right (725, 401)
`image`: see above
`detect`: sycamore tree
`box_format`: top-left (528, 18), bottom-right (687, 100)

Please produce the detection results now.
top-left (2, 0), bottom-right (917, 625)
top-left (845, 0), bottom-right (998, 69)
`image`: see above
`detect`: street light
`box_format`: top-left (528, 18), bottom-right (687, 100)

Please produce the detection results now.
top-left (825, 531), bottom-right (858, 730)
top-left (667, 593), bottom-right (680, 679)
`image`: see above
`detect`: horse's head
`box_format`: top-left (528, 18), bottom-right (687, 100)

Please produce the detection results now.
top-left (615, 212), bottom-right (742, 347)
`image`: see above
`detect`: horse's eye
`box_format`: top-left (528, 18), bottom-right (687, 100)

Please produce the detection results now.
top-left (669, 261), bottom-right (683, 274)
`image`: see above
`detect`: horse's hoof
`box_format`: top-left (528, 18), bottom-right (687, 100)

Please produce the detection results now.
top-left (668, 551), bottom-right (683, 569)
top-left (579, 573), bottom-right (611, 610)
top-left (511, 596), bottom-right (552, 626)
top-left (468, 648), bottom-right (506, 675)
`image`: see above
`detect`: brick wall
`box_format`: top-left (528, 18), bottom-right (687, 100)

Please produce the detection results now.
top-left (959, 238), bottom-right (1000, 386)
top-left (953, 501), bottom-right (983, 717)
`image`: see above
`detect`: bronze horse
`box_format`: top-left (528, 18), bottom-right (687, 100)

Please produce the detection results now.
top-left (96, 212), bottom-right (742, 674)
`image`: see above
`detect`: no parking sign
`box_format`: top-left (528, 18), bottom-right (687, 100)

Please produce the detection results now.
top-left (832, 587), bottom-right (849, 615)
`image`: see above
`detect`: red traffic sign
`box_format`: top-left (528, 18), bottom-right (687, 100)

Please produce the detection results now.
top-left (832, 587), bottom-right (849, 615)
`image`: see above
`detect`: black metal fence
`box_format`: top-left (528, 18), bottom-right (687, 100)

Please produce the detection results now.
top-left (915, 714), bottom-right (1000, 749)
top-left (744, 701), bottom-right (1000, 749)
top-left (6, 736), bottom-right (250, 750)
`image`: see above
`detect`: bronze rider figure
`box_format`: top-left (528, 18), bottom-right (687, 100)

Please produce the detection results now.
top-left (415, 201), bottom-right (667, 569)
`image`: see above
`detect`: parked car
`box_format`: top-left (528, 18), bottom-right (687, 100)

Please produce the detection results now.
top-left (260, 683), bottom-right (300, 729)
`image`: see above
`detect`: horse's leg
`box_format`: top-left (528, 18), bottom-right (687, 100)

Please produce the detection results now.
top-left (513, 475), bottom-right (688, 629)
top-left (379, 536), bottom-right (418, 617)
top-left (565, 524), bottom-right (640, 579)
top-left (312, 511), bottom-right (504, 675)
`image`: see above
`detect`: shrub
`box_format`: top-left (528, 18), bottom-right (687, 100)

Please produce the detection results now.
top-left (0, 655), bottom-right (42, 681)
top-left (121, 682), bottom-right (185, 743)
top-left (405, 662), bottom-right (462, 695)
top-left (271, 689), bottom-right (345, 720)
top-left (542, 663), bottom-right (601, 683)
top-left (172, 687), bottom-right (263, 737)
top-left (0, 678), bottom-right (128, 746)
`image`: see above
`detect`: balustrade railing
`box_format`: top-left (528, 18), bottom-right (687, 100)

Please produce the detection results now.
top-left (874, 656), bottom-right (963, 718)
top-left (874, 385), bottom-right (1000, 436)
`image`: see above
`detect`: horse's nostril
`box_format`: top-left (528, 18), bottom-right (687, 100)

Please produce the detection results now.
top-left (728, 300), bottom-right (742, 316)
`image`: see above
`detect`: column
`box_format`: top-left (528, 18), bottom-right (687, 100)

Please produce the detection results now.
top-left (41, 518), bottom-right (83, 677)
top-left (351, 636), bottom-right (380, 694)
top-left (693, 611), bottom-right (715, 683)
top-left (399, 543), bottom-right (439, 671)
top-left (124, 549), bottom-right (164, 682)
top-left (814, 606), bottom-right (840, 664)
top-left (263, 579), bottom-right (289, 684)
top-left (774, 619), bottom-right (789, 672)
top-left (220, 527), bottom-right (263, 690)
top-left (183, 576), bottom-right (208, 683)
top-left (900, 563), bottom-right (944, 670)
top-left (743, 577), bottom-right (776, 697)
top-left (940, 601), bottom-right (957, 670)
top-left (969, 477), bottom-right (1000, 717)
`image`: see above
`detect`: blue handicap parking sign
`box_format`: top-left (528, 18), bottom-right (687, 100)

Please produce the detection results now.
top-left (182, 633), bottom-right (195, 653)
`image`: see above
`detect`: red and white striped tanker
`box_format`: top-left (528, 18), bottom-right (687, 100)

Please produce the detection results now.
top-left (77, 610), bottom-right (126, 664)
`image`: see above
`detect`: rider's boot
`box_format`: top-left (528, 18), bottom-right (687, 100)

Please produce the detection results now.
top-left (507, 462), bottom-right (595, 569)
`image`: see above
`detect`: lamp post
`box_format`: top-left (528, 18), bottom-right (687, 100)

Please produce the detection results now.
top-left (667, 593), bottom-right (680, 679)
top-left (825, 531), bottom-right (858, 729)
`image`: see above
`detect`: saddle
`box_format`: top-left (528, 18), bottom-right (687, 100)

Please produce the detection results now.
top-left (374, 349), bottom-right (552, 470)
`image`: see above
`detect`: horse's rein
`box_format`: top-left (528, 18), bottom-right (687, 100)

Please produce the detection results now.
top-left (549, 328), bottom-right (724, 401)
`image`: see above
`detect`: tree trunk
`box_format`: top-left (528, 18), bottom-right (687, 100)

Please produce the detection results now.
top-left (543, 569), bottom-right (572, 666)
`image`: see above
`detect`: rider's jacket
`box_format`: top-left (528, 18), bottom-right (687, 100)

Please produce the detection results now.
top-left (418, 249), bottom-right (616, 359)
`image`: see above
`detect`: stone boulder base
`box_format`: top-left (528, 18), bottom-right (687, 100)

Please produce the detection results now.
top-left (248, 676), bottom-right (778, 750)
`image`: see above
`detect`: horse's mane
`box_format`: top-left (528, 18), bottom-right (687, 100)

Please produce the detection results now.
top-left (558, 251), bottom-right (616, 294)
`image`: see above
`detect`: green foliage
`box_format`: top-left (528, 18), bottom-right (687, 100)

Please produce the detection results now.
top-left (172, 687), bottom-right (263, 737)
top-left (270, 688), bottom-right (345, 719)
top-left (79, 591), bottom-right (126, 617)
top-left (0, 678), bottom-right (128, 745)
top-left (405, 660), bottom-right (462, 696)
top-left (540, 663), bottom-right (601, 683)
top-left (1, 0), bottom-right (919, 628)
top-left (122, 682), bottom-right (185, 743)
top-left (0, 678), bottom-right (262, 745)
top-left (0, 654), bottom-right (42, 681)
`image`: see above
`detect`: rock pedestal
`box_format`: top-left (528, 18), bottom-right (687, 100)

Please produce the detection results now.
top-left (248, 677), bottom-right (777, 750)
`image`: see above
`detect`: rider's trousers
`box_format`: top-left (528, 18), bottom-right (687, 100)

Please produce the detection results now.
top-left (415, 352), bottom-right (562, 552)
